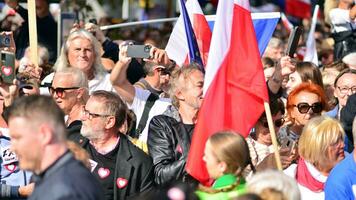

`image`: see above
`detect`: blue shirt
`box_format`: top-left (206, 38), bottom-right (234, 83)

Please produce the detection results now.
top-left (325, 152), bottom-right (356, 200)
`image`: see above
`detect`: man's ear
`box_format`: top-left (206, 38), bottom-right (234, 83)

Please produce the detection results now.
top-left (105, 116), bottom-right (116, 130)
top-left (38, 123), bottom-right (54, 145)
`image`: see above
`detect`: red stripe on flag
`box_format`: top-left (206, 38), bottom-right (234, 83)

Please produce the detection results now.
top-left (286, 0), bottom-right (311, 19)
top-left (193, 14), bottom-right (212, 66)
top-left (186, 4), bottom-right (268, 185)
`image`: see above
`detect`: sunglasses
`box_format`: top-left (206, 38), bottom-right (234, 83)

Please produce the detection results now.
top-left (260, 118), bottom-right (285, 128)
top-left (294, 102), bottom-right (323, 114)
top-left (49, 87), bottom-right (80, 98)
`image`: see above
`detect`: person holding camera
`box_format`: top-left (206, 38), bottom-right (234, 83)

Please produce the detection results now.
top-left (5, 0), bottom-right (57, 63)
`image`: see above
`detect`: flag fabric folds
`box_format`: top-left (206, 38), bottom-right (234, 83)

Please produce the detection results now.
top-left (166, 0), bottom-right (212, 67)
top-left (178, 0), bottom-right (204, 71)
top-left (186, 0), bottom-right (269, 185)
top-left (206, 12), bottom-right (280, 56)
top-left (304, 5), bottom-right (319, 65)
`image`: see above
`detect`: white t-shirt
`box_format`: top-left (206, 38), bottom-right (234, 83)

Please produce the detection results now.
top-left (128, 87), bottom-right (171, 143)
top-left (40, 72), bottom-right (114, 95)
top-left (329, 8), bottom-right (356, 33)
top-left (284, 162), bottom-right (327, 200)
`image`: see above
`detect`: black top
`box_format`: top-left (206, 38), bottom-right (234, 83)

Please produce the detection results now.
top-left (30, 151), bottom-right (105, 200)
top-left (88, 142), bottom-right (120, 200)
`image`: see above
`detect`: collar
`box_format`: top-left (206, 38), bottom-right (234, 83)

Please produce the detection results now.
top-left (162, 105), bottom-right (181, 122)
top-left (33, 151), bottom-right (72, 182)
top-left (212, 174), bottom-right (244, 189)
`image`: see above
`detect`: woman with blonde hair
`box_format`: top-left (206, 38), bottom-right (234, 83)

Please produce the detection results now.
top-left (196, 131), bottom-right (254, 200)
top-left (284, 116), bottom-right (345, 200)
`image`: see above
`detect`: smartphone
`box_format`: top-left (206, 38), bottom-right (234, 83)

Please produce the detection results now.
top-left (0, 51), bottom-right (15, 84)
top-left (285, 26), bottom-right (303, 57)
top-left (127, 45), bottom-right (151, 59)
top-left (0, 35), bottom-right (11, 48)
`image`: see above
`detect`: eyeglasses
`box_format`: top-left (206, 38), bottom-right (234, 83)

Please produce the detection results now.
top-left (82, 108), bottom-right (111, 120)
top-left (260, 118), bottom-right (285, 128)
top-left (294, 102), bottom-right (323, 114)
top-left (337, 86), bottom-right (356, 95)
top-left (157, 68), bottom-right (171, 76)
top-left (49, 87), bottom-right (80, 98)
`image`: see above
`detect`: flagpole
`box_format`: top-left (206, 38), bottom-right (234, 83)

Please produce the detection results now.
top-left (264, 101), bottom-right (283, 170)
top-left (27, 0), bottom-right (39, 68)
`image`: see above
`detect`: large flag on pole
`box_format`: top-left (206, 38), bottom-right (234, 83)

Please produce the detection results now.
top-left (178, 0), bottom-right (204, 71)
top-left (186, 0), bottom-right (269, 184)
top-left (304, 5), bottom-right (319, 65)
top-left (166, 0), bottom-right (212, 67)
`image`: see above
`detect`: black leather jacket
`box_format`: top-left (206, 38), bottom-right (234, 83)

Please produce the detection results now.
top-left (148, 105), bottom-right (196, 186)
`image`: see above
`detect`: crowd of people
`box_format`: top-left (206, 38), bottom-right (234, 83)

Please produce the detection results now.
top-left (0, 0), bottom-right (356, 200)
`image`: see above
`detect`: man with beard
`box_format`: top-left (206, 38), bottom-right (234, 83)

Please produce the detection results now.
top-left (147, 64), bottom-right (204, 186)
top-left (78, 90), bottom-right (154, 200)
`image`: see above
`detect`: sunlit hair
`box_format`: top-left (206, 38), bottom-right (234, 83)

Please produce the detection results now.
top-left (8, 95), bottom-right (66, 142)
top-left (90, 90), bottom-right (127, 129)
top-left (208, 131), bottom-right (252, 176)
top-left (286, 82), bottom-right (327, 118)
top-left (54, 29), bottom-right (106, 78)
top-left (333, 68), bottom-right (356, 87)
top-left (54, 68), bottom-right (89, 104)
top-left (55, 67), bottom-right (89, 89)
top-left (295, 62), bottom-right (324, 89)
top-left (199, 131), bottom-right (253, 194)
top-left (247, 170), bottom-right (300, 200)
top-left (298, 116), bottom-right (344, 168)
top-left (168, 63), bottom-right (202, 108)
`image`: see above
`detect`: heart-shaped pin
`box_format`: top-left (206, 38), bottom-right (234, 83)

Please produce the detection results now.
top-left (97, 167), bottom-right (110, 179)
top-left (1, 66), bottom-right (12, 76)
top-left (5, 164), bottom-right (16, 172)
top-left (116, 177), bottom-right (128, 189)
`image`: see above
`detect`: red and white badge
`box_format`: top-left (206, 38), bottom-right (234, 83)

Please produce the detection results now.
top-left (97, 167), bottom-right (110, 179)
top-left (116, 177), bottom-right (128, 189)
top-left (4, 164), bottom-right (16, 172)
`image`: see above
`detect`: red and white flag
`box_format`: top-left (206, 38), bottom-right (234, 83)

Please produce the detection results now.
top-left (165, 0), bottom-right (212, 66)
top-left (186, 0), bottom-right (269, 184)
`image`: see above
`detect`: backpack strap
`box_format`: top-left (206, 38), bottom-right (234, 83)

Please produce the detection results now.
top-left (134, 93), bottom-right (159, 138)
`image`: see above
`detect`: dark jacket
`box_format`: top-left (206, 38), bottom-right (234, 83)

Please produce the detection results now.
top-left (75, 134), bottom-right (155, 200)
top-left (15, 6), bottom-right (57, 63)
top-left (29, 151), bottom-right (104, 200)
top-left (147, 105), bottom-right (196, 186)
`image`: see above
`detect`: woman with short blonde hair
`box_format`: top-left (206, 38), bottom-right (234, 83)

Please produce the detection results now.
top-left (284, 116), bottom-right (345, 200)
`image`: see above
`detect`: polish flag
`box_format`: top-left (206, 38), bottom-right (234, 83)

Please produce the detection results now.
top-left (165, 0), bottom-right (212, 66)
top-left (285, 0), bottom-right (311, 19)
top-left (186, 0), bottom-right (269, 184)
